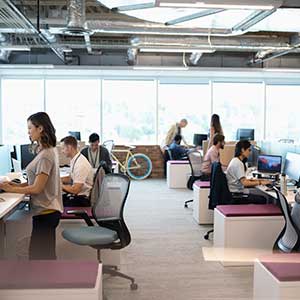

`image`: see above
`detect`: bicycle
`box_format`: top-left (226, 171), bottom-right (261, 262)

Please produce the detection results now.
top-left (103, 141), bottom-right (152, 180)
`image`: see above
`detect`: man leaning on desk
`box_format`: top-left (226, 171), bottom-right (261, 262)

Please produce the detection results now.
top-left (226, 140), bottom-right (273, 204)
top-left (61, 136), bottom-right (94, 207)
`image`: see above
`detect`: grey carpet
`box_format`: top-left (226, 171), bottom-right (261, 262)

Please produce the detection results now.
top-left (104, 179), bottom-right (253, 300)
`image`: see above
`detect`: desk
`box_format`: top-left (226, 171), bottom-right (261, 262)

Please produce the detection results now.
top-left (0, 192), bottom-right (25, 257)
top-left (256, 186), bottom-right (295, 204)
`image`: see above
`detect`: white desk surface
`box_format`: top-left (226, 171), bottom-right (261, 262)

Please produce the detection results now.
top-left (256, 185), bottom-right (295, 204)
top-left (0, 193), bottom-right (25, 219)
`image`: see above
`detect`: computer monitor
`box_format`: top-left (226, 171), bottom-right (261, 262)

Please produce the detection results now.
top-left (247, 144), bottom-right (261, 168)
top-left (68, 131), bottom-right (81, 141)
top-left (193, 134), bottom-right (208, 147)
top-left (20, 144), bottom-right (36, 170)
top-left (0, 145), bottom-right (12, 175)
top-left (236, 128), bottom-right (255, 141)
top-left (257, 155), bottom-right (282, 174)
top-left (284, 152), bottom-right (300, 182)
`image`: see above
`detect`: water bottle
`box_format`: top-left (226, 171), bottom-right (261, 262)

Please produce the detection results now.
top-left (280, 173), bottom-right (287, 196)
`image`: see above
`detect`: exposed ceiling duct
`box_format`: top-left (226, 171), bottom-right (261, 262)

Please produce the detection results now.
top-left (127, 48), bottom-right (138, 65)
top-left (189, 52), bottom-right (202, 65)
top-left (63, 0), bottom-right (91, 36)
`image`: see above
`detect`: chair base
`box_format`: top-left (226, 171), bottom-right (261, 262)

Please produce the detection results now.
top-left (204, 229), bottom-right (214, 240)
top-left (103, 266), bottom-right (138, 290)
top-left (184, 199), bottom-right (193, 208)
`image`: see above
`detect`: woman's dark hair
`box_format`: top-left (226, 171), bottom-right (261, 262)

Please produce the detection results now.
top-left (235, 140), bottom-right (251, 171)
top-left (211, 114), bottom-right (222, 134)
top-left (27, 112), bottom-right (56, 148)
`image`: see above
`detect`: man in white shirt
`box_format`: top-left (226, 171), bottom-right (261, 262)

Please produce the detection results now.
top-left (61, 136), bottom-right (94, 207)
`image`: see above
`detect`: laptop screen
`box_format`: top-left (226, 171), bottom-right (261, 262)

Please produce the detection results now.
top-left (257, 155), bottom-right (282, 174)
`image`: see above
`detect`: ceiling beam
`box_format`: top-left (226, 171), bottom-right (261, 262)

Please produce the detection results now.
top-left (165, 9), bottom-right (225, 25)
top-left (232, 8), bottom-right (276, 32)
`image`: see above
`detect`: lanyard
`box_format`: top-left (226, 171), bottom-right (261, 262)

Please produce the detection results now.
top-left (88, 148), bottom-right (99, 168)
top-left (71, 153), bottom-right (81, 174)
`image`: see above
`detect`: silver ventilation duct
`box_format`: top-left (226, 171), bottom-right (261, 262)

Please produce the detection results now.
top-left (189, 52), bottom-right (202, 65)
top-left (64, 0), bottom-right (91, 36)
top-left (0, 33), bottom-right (11, 63)
top-left (127, 48), bottom-right (137, 65)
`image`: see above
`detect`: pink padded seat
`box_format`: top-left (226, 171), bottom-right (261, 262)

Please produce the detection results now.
top-left (62, 207), bottom-right (93, 219)
top-left (194, 180), bottom-right (210, 188)
top-left (168, 160), bottom-right (189, 164)
top-left (261, 254), bottom-right (300, 282)
top-left (216, 204), bottom-right (282, 217)
top-left (0, 260), bottom-right (98, 289)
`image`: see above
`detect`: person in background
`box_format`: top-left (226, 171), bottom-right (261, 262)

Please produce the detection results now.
top-left (0, 112), bottom-right (63, 260)
top-left (226, 140), bottom-right (272, 204)
top-left (162, 118), bottom-right (188, 150)
top-left (61, 136), bottom-right (94, 207)
top-left (201, 133), bottom-right (225, 180)
top-left (208, 114), bottom-right (224, 148)
top-left (81, 133), bottom-right (112, 173)
top-left (169, 134), bottom-right (189, 160)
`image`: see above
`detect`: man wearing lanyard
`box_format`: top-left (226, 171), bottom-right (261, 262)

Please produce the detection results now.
top-left (81, 133), bottom-right (112, 173)
top-left (61, 136), bottom-right (94, 207)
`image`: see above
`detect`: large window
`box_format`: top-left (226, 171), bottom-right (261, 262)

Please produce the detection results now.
top-left (46, 79), bottom-right (101, 141)
top-left (213, 82), bottom-right (264, 141)
top-left (1, 79), bottom-right (44, 144)
top-left (158, 83), bottom-right (211, 145)
top-left (102, 80), bottom-right (156, 144)
top-left (266, 85), bottom-right (300, 141)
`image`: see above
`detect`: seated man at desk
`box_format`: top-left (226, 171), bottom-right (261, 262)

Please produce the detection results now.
top-left (61, 136), bottom-right (94, 207)
top-left (81, 133), bottom-right (112, 173)
top-left (169, 135), bottom-right (189, 160)
top-left (201, 133), bottom-right (225, 180)
top-left (226, 140), bottom-right (273, 204)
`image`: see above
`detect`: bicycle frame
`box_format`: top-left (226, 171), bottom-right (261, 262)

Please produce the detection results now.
top-left (111, 148), bottom-right (141, 173)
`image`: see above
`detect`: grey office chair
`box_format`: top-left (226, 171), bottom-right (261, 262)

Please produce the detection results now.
top-left (184, 150), bottom-right (204, 208)
top-left (273, 187), bottom-right (300, 253)
top-left (102, 140), bottom-right (115, 154)
top-left (62, 173), bottom-right (138, 290)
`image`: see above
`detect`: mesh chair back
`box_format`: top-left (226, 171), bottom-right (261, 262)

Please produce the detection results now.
top-left (188, 150), bottom-right (202, 177)
top-left (89, 163), bottom-right (106, 206)
top-left (166, 147), bottom-right (173, 161)
top-left (274, 188), bottom-right (300, 252)
top-left (102, 140), bottom-right (114, 154)
top-left (93, 173), bottom-right (130, 221)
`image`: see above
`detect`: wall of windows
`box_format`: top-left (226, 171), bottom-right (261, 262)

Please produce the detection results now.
top-left (1, 68), bottom-right (300, 145)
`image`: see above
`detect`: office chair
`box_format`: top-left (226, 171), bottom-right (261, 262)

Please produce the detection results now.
top-left (163, 146), bottom-right (173, 177)
top-left (184, 150), bottom-right (203, 208)
top-left (273, 187), bottom-right (300, 253)
top-left (204, 162), bottom-right (246, 240)
top-left (102, 140), bottom-right (115, 154)
top-left (62, 173), bottom-right (138, 290)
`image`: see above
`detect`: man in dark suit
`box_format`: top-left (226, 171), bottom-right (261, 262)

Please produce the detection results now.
top-left (81, 133), bottom-right (112, 173)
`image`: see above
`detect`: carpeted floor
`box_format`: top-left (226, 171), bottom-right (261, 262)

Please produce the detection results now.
top-left (104, 179), bottom-right (253, 300)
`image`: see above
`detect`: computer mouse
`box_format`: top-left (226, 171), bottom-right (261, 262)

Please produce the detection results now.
top-left (11, 178), bottom-right (21, 184)
top-left (266, 183), bottom-right (274, 188)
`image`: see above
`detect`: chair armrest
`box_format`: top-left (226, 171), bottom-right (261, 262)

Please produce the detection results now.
top-left (66, 210), bottom-right (94, 226)
top-left (96, 217), bottom-right (121, 222)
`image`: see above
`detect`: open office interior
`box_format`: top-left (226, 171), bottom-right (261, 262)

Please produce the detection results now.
top-left (1, 1), bottom-right (300, 300)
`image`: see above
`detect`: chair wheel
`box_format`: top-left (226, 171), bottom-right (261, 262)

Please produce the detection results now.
top-left (204, 234), bottom-right (209, 240)
top-left (184, 204), bottom-right (188, 208)
top-left (130, 283), bottom-right (138, 290)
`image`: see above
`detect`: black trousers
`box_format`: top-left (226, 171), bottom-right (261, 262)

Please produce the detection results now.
top-left (29, 211), bottom-right (61, 260)
top-left (63, 194), bottom-right (91, 207)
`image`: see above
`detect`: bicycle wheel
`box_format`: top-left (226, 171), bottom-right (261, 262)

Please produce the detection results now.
top-left (127, 153), bottom-right (152, 180)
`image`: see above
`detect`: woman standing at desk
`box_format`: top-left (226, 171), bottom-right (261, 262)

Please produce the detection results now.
top-left (0, 112), bottom-right (63, 260)
top-left (208, 114), bottom-right (224, 149)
